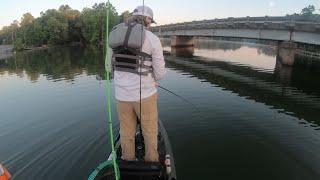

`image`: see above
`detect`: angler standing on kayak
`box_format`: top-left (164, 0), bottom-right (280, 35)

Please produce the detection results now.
top-left (108, 5), bottom-right (166, 162)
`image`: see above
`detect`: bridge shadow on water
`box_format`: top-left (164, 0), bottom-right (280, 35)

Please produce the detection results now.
top-left (166, 42), bottom-right (320, 127)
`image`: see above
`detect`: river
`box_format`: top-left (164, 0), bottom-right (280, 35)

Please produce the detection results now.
top-left (0, 38), bottom-right (320, 180)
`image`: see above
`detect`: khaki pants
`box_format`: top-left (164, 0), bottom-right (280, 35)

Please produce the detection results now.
top-left (117, 93), bottom-right (159, 162)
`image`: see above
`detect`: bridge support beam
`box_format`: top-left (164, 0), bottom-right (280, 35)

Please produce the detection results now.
top-left (278, 41), bottom-right (297, 66)
top-left (171, 36), bottom-right (194, 47)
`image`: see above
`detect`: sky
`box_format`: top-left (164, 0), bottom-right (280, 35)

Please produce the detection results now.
top-left (1, 0), bottom-right (320, 28)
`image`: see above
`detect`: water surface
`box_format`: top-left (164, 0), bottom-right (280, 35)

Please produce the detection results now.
top-left (1, 40), bottom-right (320, 180)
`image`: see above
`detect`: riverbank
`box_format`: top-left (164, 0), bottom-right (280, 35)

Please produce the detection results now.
top-left (0, 45), bottom-right (14, 60)
top-left (0, 45), bottom-right (52, 61)
top-left (0, 43), bottom-right (84, 61)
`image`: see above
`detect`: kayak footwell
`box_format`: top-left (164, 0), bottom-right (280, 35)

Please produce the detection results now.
top-left (90, 120), bottom-right (177, 180)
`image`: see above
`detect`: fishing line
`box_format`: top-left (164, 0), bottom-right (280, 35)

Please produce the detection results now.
top-left (158, 85), bottom-right (196, 107)
top-left (104, 1), bottom-right (120, 179)
top-left (158, 85), bottom-right (208, 121)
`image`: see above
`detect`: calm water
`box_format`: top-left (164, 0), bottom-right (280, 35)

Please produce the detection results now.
top-left (1, 39), bottom-right (320, 180)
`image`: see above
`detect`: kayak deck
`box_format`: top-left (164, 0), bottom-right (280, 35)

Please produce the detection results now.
top-left (90, 120), bottom-right (176, 180)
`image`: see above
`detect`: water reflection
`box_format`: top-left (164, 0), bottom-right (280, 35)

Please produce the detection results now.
top-left (162, 39), bottom-right (320, 126)
top-left (162, 37), bottom-right (278, 73)
top-left (0, 46), bottom-right (110, 180)
top-left (1, 41), bottom-right (320, 180)
top-left (0, 46), bottom-right (105, 82)
top-left (1, 42), bottom-right (319, 126)
top-left (171, 46), bottom-right (194, 58)
top-left (193, 46), bottom-right (276, 72)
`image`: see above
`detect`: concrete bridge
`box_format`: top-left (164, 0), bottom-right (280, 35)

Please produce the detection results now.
top-left (151, 16), bottom-right (320, 66)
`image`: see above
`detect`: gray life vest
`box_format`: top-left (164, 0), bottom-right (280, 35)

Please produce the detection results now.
top-left (109, 22), bottom-right (153, 76)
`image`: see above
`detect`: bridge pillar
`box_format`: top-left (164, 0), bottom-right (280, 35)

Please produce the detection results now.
top-left (278, 41), bottom-right (297, 66)
top-left (171, 36), bottom-right (194, 47)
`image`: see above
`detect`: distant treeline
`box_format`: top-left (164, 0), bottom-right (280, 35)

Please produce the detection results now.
top-left (0, 2), bottom-right (131, 50)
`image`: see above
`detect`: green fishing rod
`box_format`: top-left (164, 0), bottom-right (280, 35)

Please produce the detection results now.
top-left (87, 2), bottom-right (120, 179)
top-left (105, 0), bottom-right (120, 179)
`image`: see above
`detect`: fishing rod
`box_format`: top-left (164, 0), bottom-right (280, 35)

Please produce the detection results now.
top-left (105, 1), bottom-right (120, 180)
top-left (158, 85), bottom-right (197, 107)
top-left (139, 0), bottom-right (145, 130)
top-left (88, 1), bottom-right (120, 179)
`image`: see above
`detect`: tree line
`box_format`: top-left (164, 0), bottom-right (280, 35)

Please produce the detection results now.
top-left (0, 2), bottom-right (128, 50)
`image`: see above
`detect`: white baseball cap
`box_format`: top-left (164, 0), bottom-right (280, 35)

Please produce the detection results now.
top-left (132, 5), bottom-right (156, 23)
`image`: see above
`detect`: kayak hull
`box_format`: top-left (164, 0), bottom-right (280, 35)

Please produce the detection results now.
top-left (89, 120), bottom-right (176, 180)
top-left (0, 164), bottom-right (11, 180)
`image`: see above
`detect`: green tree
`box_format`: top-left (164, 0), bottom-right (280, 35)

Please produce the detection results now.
top-left (58, 5), bottom-right (82, 43)
top-left (301, 5), bottom-right (315, 16)
top-left (40, 9), bottom-right (69, 44)
top-left (0, 20), bottom-right (19, 44)
top-left (18, 13), bottom-right (36, 47)
top-left (0, 2), bottom-right (120, 48)
top-left (80, 2), bottom-right (118, 47)
top-left (20, 13), bottom-right (35, 26)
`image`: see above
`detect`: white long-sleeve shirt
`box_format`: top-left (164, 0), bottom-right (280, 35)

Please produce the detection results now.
top-left (108, 30), bottom-right (166, 101)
